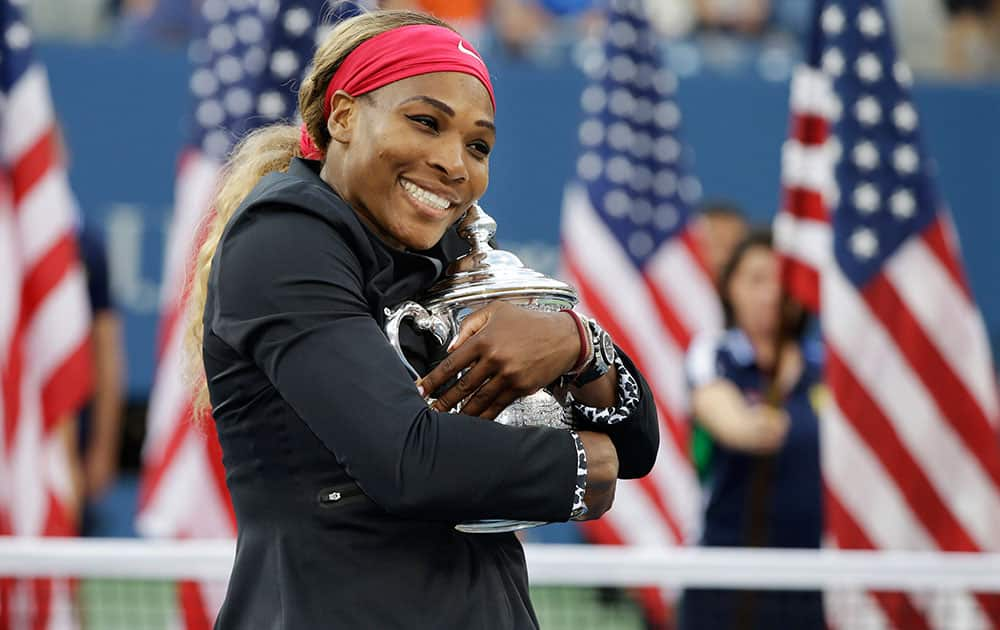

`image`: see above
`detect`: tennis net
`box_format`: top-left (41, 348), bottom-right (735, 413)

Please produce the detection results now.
top-left (1, 538), bottom-right (999, 629)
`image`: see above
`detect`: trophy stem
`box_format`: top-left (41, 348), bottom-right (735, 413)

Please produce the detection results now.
top-left (456, 203), bottom-right (497, 252)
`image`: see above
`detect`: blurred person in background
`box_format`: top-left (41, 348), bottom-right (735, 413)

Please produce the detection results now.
top-left (383, 0), bottom-right (556, 52)
top-left (114, 0), bottom-right (200, 42)
top-left (22, 0), bottom-right (109, 38)
top-left (694, 0), bottom-right (771, 35)
top-left (681, 230), bottom-right (823, 630)
top-left (112, 0), bottom-right (156, 16)
top-left (645, 0), bottom-right (698, 38)
top-left (887, 0), bottom-right (951, 75)
top-left (944, 0), bottom-right (1000, 75)
top-left (646, 0), bottom-right (808, 39)
top-left (382, 0), bottom-right (493, 41)
top-left (188, 10), bottom-right (660, 628)
top-left (692, 200), bottom-right (748, 284)
top-left (75, 222), bottom-right (126, 535)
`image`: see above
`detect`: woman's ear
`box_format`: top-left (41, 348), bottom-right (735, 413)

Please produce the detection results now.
top-left (327, 90), bottom-right (356, 144)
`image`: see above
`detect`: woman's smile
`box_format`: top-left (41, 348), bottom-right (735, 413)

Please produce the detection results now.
top-left (399, 176), bottom-right (459, 219)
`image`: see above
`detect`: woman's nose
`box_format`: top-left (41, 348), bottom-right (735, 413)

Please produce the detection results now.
top-left (428, 138), bottom-right (468, 183)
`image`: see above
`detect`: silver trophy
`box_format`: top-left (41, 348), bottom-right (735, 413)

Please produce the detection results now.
top-left (384, 203), bottom-right (578, 533)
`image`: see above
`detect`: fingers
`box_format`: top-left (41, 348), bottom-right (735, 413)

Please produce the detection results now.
top-left (417, 303), bottom-right (501, 397)
top-left (430, 360), bottom-right (492, 412)
top-left (418, 342), bottom-right (473, 399)
top-left (446, 302), bottom-right (498, 352)
top-left (459, 350), bottom-right (539, 418)
top-left (467, 384), bottom-right (522, 420)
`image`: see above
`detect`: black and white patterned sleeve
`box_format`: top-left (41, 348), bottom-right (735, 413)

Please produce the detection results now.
top-left (568, 430), bottom-right (588, 519)
top-left (570, 356), bottom-right (640, 425)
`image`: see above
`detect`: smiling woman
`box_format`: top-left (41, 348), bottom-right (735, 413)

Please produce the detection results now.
top-left (183, 9), bottom-right (661, 630)
top-left (322, 72), bottom-right (495, 251)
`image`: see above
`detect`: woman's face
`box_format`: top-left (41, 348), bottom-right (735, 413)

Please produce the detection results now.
top-left (727, 245), bottom-right (781, 339)
top-left (324, 71), bottom-right (494, 251)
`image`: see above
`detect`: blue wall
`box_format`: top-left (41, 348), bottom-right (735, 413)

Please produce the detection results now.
top-left (38, 43), bottom-right (1000, 399)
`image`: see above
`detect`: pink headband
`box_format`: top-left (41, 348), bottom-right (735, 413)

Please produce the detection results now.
top-left (300, 24), bottom-right (495, 159)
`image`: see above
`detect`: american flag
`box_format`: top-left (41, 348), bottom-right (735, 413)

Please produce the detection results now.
top-left (136, 1), bottom-right (371, 627)
top-left (776, 0), bottom-right (1000, 626)
top-left (559, 0), bottom-right (722, 620)
top-left (0, 0), bottom-right (93, 627)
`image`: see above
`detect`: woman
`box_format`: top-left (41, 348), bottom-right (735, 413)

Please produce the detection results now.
top-left (680, 231), bottom-right (824, 629)
top-left (187, 10), bottom-right (659, 629)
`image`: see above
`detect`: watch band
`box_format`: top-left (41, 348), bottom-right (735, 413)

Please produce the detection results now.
top-left (571, 317), bottom-right (615, 388)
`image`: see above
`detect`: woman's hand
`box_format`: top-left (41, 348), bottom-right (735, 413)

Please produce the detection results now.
top-left (774, 342), bottom-right (804, 397)
top-left (576, 431), bottom-right (618, 519)
top-left (742, 405), bottom-right (790, 455)
top-left (417, 302), bottom-right (581, 419)
top-left (691, 380), bottom-right (790, 455)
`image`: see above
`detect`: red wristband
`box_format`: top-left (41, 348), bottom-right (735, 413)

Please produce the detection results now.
top-left (561, 309), bottom-right (590, 374)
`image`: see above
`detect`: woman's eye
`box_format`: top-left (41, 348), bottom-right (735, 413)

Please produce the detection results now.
top-left (469, 141), bottom-right (491, 156)
top-left (407, 115), bottom-right (438, 131)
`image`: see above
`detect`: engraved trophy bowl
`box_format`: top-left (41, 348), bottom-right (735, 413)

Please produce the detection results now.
top-left (384, 203), bottom-right (578, 534)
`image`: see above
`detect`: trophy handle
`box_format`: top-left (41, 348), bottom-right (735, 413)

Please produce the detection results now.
top-left (383, 302), bottom-right (451, 381)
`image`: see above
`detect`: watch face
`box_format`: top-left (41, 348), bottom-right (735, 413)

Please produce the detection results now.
top-left (600, 332), bottom-right (615, 364)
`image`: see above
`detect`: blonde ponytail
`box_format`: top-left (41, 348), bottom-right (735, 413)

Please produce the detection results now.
top-left (185, 10), bottom-right (453, 421)
top-left (186, 125), bottom-right (300, 418)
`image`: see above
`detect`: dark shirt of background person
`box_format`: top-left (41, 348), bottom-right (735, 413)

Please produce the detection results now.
top-left (680, 230), bottom-right (824, 630)
top-left (77, 222), bottom-right (126, 536)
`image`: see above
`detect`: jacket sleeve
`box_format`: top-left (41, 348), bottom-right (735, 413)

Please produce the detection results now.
top-left (209, 204), bottom-right (580, 523)
top-left (569, 349), bottom-right (659, 479)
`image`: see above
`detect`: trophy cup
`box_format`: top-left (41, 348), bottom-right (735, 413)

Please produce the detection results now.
top-left (384, 203), bottom-right (578, 533)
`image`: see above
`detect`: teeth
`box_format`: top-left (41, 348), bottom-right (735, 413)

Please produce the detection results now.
top-left (402, 179), bottom-right (451, 211)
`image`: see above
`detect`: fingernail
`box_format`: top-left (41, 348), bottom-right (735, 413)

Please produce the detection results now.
top-left (417, 384), bottom-right (426, 397)
top-left (446, 338), bottom-right (457, 352)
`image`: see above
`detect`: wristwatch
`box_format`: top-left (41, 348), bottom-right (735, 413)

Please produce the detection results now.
top-left (571, 317), bottom-right (616, 387)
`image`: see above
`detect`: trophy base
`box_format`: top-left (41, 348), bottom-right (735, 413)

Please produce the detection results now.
top-left (494, 390), bottom-right (568, 429)
top-left (455, 519), bottom-right (549, 534)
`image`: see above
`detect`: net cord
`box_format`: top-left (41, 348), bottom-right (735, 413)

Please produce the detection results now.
top-left (1, 539), bottom-right (999, 591)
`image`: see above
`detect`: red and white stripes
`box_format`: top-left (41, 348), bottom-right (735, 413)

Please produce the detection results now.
top-left (777, 64), bottom-right (1000, 628)
top-left (0, 61), bottom-right (92, 629)
top-left (776, 66), bottom-right (838, 313)
top-left (561, 182), bottom-right (723, 549)
top-left (137, 151), bottom-right (234, 629)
